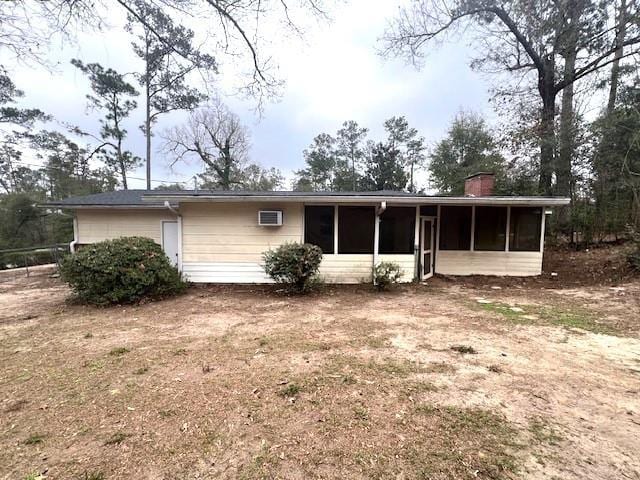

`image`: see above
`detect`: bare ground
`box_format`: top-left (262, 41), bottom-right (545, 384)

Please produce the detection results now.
top-left (1, 263), bottom-right (639, 479)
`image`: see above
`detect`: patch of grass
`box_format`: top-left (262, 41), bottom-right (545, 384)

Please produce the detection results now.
top-left (84, 359), bottom-right (105, 371)
top-left (134, 366), bottom-right (149, 375)
top-left (22, 474), bottom-right (44, 480)
top-left (257, 337), bottom-right (269, 347)
top-left (158, 409), bottom-right (176, 418)
top-left (279, 383), bottom-right (300, 397)
top-left (82, 472), bottom-right (105, 480)
top-left (403, 381), bottom-right (439, 398)
top-left (350, 334), bottom-right (389, 349)
top-left (488, 364), bottom-right (503, 373)
top-left (408, 405), bottom-right (521, 478)
top-left (104, 432), bottom-right (130, 446)
top-left (479, 301), bottom-right (616, 335)
top-left (366, 357), bottom-right (424, 377)
top-left (353, 405), bottom-right (369, 421)
top-left (529, 418), bottom-right (563, 446)
top-left (320, 355), bottom-right (427, 383)
top-left (539, 307), bottom-right (613, 335)
top-left (24, 434), bottom-right (44, 445)
top-left (424, 362), bottom-right (456, 374)
top-left (480, 303), bottom-right (528, 322)
top-left (450, 345), bottom-right (477, 354)
top-left (84, 332), bottom-right (93, 339)
top-left (109, 347), bottom-right (129, 356)
top-left (238, 444), bottom-right (281, 480)
top-left (173, 348), bottom-right (188, 356)
top-left (341, 374), bottom-right (357, 385)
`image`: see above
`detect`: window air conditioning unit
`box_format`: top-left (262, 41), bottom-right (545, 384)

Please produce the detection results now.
top-left (258, 210), bottom-right (283, 226)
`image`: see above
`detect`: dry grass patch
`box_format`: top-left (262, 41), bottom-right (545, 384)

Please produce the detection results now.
top-left (2, 274), bottom-right (639, 479)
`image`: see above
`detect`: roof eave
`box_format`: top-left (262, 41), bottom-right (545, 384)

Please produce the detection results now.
top-left (40, 204), bottom-right (173, 210)
top-left (141, 194), bottom-right (570, 206)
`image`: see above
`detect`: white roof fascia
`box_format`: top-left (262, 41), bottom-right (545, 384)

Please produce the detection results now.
top-left (141, 194), bottom-right (570, 207)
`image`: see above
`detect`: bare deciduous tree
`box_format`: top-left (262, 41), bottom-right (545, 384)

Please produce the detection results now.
top-left (164, 101), bottom-right (251, 190)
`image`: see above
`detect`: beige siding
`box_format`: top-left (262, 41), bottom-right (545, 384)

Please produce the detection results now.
top-left (181, 202), bottom-right (303, 263)
top-left (76, 209), bottom-right (176, 244)
top-left (319, 255), bottom-right (373, 284)
top-left (435, 251), bottom-right (542, 276)
top-left (318, 254), bottom-right (415, 284)
top-left (378, 254), bottom-right (415, 282)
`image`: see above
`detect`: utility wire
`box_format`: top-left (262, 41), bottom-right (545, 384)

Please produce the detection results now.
top-left (3, 157), bottom-right (191, 186)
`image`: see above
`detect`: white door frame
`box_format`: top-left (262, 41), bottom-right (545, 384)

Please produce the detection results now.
top-left (420, 216), bottom-right (436, 280)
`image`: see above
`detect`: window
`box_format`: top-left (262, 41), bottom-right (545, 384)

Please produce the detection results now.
top-left (304, 206), bottom-right (334, 253)
top-left (509, 207), bottom-right (542, 252)
top-left (379, 207), bottom-right (415, 254)
top-left (439, 206), bottom-right (472, 250)
top-left (474, 206), bottom-right (507, 251)
top-left (338, 206), bottom-right (374, 253)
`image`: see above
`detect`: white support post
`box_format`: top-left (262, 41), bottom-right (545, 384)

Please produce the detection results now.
top-left (540, 209), bottom-right (547, 253)
top-left (434, 205), bottom-right (442, 258)
top-left (373, 214), bottom-right (380, 266)
top-left (177, 215), bottom-right (183, 272)
top-left (333, 205), bottom-right (339, 255)
top-left (505, 206), bottom-right (511, 252)
top-left (414, 205), bottom-right (420, 281)
top-left (300, 204), bottom-right (305, 243)
top-left (470, 205), bottom-right (476, 252)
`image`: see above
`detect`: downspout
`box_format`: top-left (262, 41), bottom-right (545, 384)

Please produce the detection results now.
top-left (69, 214), bottom-right (78, 253)
top-left (373, 201), bottom-right (387, 284)
top-left (164, 200), bottom-right (179, 216)
top-left (69, 215), bottom-right (79, 254)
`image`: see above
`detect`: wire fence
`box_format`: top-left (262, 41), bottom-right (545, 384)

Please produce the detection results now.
top-left (0, 243), bottom-right (70, 276)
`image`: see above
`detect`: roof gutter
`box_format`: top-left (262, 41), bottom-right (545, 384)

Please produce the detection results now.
top-left (40, 204), bottom-right (174, 210)
top-left (141, 195), bottom-right (570, 207)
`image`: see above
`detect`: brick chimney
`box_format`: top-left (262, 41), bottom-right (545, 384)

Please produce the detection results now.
top-left (464, 172), bottom-right (495, 197)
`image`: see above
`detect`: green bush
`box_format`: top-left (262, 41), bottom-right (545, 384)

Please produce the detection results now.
top-left (373, 262), bottom-right (403, 291)
top-left (60, 236), bottom-right (186, 305)
top-left (262, 242), bottom-right (323, 293)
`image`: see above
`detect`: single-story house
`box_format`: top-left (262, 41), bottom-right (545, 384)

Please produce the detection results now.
top-left (45, 173), bottom-right (570, 284)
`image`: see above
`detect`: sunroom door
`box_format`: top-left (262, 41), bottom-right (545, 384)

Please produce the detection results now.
top-left (421, 218), bottom-right (435, 280)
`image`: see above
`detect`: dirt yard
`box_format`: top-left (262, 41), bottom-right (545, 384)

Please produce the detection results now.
top-left (1, 258), bottom-right (639, 479)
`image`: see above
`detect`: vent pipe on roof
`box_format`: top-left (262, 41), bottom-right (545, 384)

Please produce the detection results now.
top-left (464, 172), bottom-right (495, 197)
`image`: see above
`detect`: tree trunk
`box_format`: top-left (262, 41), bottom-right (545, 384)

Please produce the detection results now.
top-left (145, 37), bottom-right (152, 191)
top-left (594, 0), bottom-right (628, 237)
top-left (607, 0), bottom-right (627, 114)
top-left (118, 141), bottom-right (128, 190)
top-left (538, 56), bottom-right (556, 196)
top-left (556, 2), bottom-right (578, 200)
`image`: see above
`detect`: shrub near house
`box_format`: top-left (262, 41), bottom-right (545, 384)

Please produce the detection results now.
top-left (60, 237), bottom-right (185, 305)
top-left (263, 242), bottom-right (323, 293)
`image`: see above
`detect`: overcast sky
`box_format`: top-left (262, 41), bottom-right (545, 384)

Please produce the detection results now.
top-left (6, 0), bottom-right (494, 190)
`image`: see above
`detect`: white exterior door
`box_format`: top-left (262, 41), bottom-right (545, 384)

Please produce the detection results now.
top-left (420, 218), bottom-right (435, 280)
top-left (162, 221), bottom-right (179, 268)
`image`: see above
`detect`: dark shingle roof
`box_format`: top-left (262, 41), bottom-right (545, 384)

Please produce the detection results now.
top-left (44, 190), bottom-right (159, 207)
top-left (42, 189), bottom-right (571, 208)
top-left (44, 189), bottom-right (423, 207)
